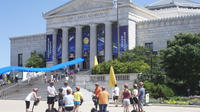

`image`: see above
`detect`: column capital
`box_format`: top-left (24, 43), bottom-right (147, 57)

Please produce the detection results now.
top-left (75, 25), bottom-right (83, 29)
top-left (104, 21), bottom-right (112, 25)
top-left (47, 28), bottom-right (57, 34)
top-left (89, 23), bottom-right (97, 27)
top-left (61, 27), bottom-right (69, 31)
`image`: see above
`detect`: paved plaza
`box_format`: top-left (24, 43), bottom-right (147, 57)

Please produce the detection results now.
top-left (1, 87), bottom-right (200, 112)
top-left (0, 100), bottom-right (200, 112)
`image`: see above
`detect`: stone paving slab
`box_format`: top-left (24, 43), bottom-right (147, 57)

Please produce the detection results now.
top-left (1, 100), bottom-right (200, 112)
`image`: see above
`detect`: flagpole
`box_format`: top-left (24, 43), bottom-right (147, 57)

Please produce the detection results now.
top-left (117, 0), bottom-right (120, 57)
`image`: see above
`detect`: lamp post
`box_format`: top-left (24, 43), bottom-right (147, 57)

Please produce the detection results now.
top-left (145, 50), bottom-right (158, 79)
top-left (116, 0), bottom-right (120, 57)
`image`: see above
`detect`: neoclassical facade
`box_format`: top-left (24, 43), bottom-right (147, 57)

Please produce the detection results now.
top-left (10, 0), bottom-right (200, 69)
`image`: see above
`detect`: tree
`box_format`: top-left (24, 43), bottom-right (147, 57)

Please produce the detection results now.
top-left (117, 46), bottom-right (150, 63)
top-left (25, 51), bottom-right (46, 68)
top-left (161, 33), bottom-right (200, 95)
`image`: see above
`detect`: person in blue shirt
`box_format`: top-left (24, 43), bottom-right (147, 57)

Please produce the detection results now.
top-left (138, 82), bottom-right (145, 112)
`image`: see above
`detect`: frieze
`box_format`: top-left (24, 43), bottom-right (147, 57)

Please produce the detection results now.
top-left (64, 11), bottom-right (109, 22)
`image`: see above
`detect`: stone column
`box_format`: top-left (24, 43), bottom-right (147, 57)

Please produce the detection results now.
top-left (105, 22), bottom-right (112, 61)
top-left (90, 24), bottom-right (97, 68)
top-left (62, 27), bottom-right (69, 63)
top-left (75, 26), bottom-right (83, 68)
top-left (52, 29), bottom-right (57, 65)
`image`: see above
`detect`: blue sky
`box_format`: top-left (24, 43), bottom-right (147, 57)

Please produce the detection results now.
top-left (0, 0), bottom-right (200, 67)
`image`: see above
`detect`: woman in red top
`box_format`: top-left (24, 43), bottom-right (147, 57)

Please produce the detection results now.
top-left (122, 84), bottom-right (131, 112)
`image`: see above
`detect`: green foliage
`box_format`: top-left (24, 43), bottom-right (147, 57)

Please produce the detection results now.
top-left (164, 97), bottom-right (200, 105)
top-left (91, 60), bottom-right (149, 74)
top-left (117, 46), bottom-right (150, 63)
top-left (25, 51), bottom-right (46, 68)
top-left (144, 81), bottom-right (174, 99)
top-left (161, 33), bottom-right (200, 95)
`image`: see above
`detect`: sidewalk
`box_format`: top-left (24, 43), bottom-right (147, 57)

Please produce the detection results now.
top-left (0, 100), bottom-right (200, 112)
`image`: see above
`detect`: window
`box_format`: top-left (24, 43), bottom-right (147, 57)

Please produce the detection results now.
top-left (145, 42), bottom-right (153, 50)
top-left (18, 54), bottom-right (23, 66)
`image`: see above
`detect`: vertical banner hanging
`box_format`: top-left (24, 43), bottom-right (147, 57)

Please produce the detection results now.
top-left (112, 24), bottom-right (118, 56)
top-left (97, 25), bottom-right (105, 56)
top-left (82, 27), bottom-right (90, 57)
top-left (112, 25), bottom-right (128, 55)
top-left (68, 30), bottom-right (75, 59)
top-left (56, 34), bottom-right (62, 59)
top-left (46, 35), bottom-right (53, 62)
top-left (119, 26), bottom-right (128, 52)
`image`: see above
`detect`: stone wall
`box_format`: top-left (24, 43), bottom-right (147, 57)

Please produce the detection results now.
top-left (75, 73), bottom-right (138, 96)
top-left (136, 15), bottom-right (200, 50)
top-left (10, 33), bottom-right (46, 66)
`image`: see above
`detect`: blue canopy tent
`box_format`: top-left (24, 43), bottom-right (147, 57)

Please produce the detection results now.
top-left (0, 58), bottom-right (84, 75)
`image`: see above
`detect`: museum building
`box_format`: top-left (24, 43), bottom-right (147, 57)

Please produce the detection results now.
top-left (10, 0), bottom-right (200, 69)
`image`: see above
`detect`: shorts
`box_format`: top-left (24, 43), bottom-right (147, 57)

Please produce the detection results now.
top-left (58, 100), bottom-right (64, 106)
top-left (113, 96), bottom-right (119, 101)
top-left (133, 97), bottom-right (139, 104)
top-left (138, 99), bottom-right (144, 108)
top-left (74, 101), bottom-right (81, 105)
top-left (65, 106), bottom-right (74, 111)
top-left (123, 99), bottom-right (130, 105)
top-left (47, 97), bottom-right (55, 104)
top-left (25, 101), bottom-right (30, 109)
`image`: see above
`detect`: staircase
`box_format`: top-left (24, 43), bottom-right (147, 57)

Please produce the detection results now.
top-left (0, 75), bottom-right (74, 101)
top-left (0, 70), bottom-right (91, 101)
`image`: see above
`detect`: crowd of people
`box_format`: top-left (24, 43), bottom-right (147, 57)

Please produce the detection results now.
top-left (25, 80), bottom-right (145, 112)
top-left (94, 82), bottom-right (145, 112)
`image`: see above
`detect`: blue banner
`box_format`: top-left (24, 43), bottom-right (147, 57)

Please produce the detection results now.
top-left (46, 35), bottom-right (53, 62)
top-left (97, 25), bottom-right (105, 56)
top-left (82, 28), bottom-right (90, 57)
top-left (112, 24), bottom-right (118, 55)
top-left (112, 25), bottom-right (128, 55)
top-left (56, 34), bottom-right (62, 59)
top-left (68, 31), bottom-right (75, 58)
top-left (0, 58), bottom-right (85, 75)
top-left (120, 26), bottom-right (128, 52)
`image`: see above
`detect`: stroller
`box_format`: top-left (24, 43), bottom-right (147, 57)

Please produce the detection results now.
top-left (31, 98), bottom-right (40, 112)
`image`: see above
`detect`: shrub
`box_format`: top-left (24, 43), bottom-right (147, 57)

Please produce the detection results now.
top-left (144, 81), bottom-right (174, 99)
top-left (91, 60), bottom-right (149, 74)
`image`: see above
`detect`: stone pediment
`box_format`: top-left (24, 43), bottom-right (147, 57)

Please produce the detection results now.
top-left (44, 0), bottom-right (131, 18)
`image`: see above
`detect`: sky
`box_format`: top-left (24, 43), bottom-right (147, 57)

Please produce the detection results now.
top-left (0, 0), bottom-right (200, 67)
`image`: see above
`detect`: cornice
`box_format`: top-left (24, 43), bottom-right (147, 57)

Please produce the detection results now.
top-left (137, 14), bottom-right (200, 24)
top-left (10, 33), bottom-right (46, 40)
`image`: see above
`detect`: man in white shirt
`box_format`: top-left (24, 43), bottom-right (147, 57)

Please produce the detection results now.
top-left (113, 84), bottom-right (120, 107)
top-left (47, 81), bottom-right (57, 111)
top-left (62, 81), bottom-right (72, 95)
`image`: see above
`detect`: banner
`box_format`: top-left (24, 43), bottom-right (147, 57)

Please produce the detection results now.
top-left (46, 35), bottom-right (53, 62)
top-left (112, 24), bottom-right (118, 55)
top-left (97, 25), bottom-right (105, 56)
top-left (82, 28), bottom-right (90, 57)
top-left (120, 26), bottom-right (128, 52)
top-left (68, 31), bottom-right (75, 58)
top-left (56, 34), bottom-right (62, 59)
top-left (0, 58), bottom-right (85, 75)
top-left (112, 25), bottom-right (128, 55)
